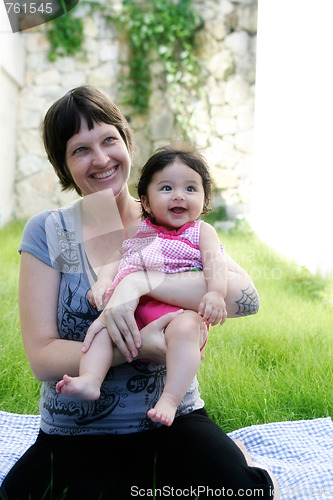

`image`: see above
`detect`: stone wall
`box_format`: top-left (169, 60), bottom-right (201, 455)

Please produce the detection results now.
top-left (0, 33), bottom-right (24, 227)
top-left (15, 0), bottom-right (257, 220)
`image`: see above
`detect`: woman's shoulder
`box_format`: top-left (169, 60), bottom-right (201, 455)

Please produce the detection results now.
top-left (22, 203), bottom-right (77, 236)
top-left (19, 202), bottom-right (80, 267)
top-left (20, 209), bottom-right (53, 246)
top-left (19, 210), bottom-right (54, 266)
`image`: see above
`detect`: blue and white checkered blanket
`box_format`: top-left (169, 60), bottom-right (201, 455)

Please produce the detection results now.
top-left (0, 411), bottom-right (332, 499)
top-left (229, 418), bottom-right (333, 499)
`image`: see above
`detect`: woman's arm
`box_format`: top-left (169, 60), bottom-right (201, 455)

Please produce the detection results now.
top-left (19, 252), bottom-right (84, 381)
top-left (19, 253), bottom-right (172, 381)
top-left (136, 253), bottom-right (259, 318)
top-left (90, 255), bottom-right (259, 360)
top-left (224, 253), bottom-right (260, 317)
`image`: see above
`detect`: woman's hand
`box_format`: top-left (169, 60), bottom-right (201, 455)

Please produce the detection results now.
top-left (137, 309), bottom-right (184, 364)
top-left (84, 307), bottom-right (184, 366)
top-left (84, 295), bottom-right (140, 363)
top-left (85, 274), bottom-right (149, 361)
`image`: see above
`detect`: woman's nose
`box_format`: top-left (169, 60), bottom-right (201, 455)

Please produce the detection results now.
top-left (92, 148), bottom-right (109, 167)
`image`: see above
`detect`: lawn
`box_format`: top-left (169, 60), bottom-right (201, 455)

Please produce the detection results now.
top-left (0, 220), bottom-right (332, 433)
top-left (199, 222), bottom-right (333, 432)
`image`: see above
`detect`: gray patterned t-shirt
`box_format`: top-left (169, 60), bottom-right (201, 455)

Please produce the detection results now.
top-left (19, 201), bottom-right (204, 435)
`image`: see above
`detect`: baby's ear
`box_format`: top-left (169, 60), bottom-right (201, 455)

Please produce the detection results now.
top-left (141, 195), bottom-right (152, 214)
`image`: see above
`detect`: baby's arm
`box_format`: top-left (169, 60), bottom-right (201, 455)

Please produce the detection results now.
top-left (88, 250), bottom-right (122, 310)
top-left (198, 221), bottom-right (228, 325)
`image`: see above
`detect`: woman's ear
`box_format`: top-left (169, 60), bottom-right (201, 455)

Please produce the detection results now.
top-left (141, 195), bottom-right (152, 215)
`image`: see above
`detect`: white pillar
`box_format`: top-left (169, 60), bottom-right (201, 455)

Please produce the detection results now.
top-left (251, 0), bottom-right (333, 276)
top-left (0, 32), bottom-right (25, 226)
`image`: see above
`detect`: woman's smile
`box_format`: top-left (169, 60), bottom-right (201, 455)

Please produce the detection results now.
top-left (90, 165), bottom-right (119, 180)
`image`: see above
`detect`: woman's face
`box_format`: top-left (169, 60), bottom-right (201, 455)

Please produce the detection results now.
top-left (65, 119), bottom-right (131, 197)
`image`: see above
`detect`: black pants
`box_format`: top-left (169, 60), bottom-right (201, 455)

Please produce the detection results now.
top-left (1, 409), bottom-right (274, 500)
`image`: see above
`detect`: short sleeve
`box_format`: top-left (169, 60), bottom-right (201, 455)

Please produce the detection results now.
top-left (18, 210), bottom-right (53, 267)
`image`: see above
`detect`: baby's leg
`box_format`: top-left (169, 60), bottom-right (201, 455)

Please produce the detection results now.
top-left (56, 328), bottom-right (113, 400)
top-left (147, 311), bottom-right (206, 426)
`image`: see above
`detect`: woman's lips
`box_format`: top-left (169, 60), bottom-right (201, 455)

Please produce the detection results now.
top-left (91, 165), bottom-right (118, 179)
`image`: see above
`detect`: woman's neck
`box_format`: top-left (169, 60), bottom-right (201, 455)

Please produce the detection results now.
top-left (81, 187), bottom-right (141, 236)
top-left (80, 188), bottom-right (142, 270)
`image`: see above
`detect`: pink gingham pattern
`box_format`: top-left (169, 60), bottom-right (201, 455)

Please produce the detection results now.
top-left (106, 218), bottom-right (212, 296)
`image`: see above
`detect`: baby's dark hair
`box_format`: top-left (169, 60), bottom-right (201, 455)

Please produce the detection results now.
top-left (137, 144), bottom-right (212, 220)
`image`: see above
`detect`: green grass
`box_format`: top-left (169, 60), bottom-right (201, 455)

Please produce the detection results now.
top-left (199, 223), bottom-right (333, 432)
top-left (0, 220), bottom-right (332, 431)
top-left (0, 220), bottom-right (41, 414)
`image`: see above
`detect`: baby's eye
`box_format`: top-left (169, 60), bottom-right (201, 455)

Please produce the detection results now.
top-left (161, 185), bottom-right (172, 191)
top-left (186, 186), bottom-right (196, 192)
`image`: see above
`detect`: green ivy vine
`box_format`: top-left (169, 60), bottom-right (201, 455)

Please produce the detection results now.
top-left (46, 0), bottom-right (84, 61)
top-left (46, 0), bottom-right (201, 121)
top-left (115, 0), bottom-right (201, 114)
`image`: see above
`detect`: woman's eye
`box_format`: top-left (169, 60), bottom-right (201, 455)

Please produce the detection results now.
top-left (105, 137), bottom-right (114, 144)
top-left (161, 185), bottom-right (172, 191)
top-left (73, 146), bottom-right (86, 155)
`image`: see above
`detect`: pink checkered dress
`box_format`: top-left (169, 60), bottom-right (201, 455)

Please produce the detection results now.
top-left (106, 218), bottom-right (214, 298)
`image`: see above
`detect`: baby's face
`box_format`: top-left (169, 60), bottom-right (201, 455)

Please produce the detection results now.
top-left (141, 160), bottom-right (205, 230)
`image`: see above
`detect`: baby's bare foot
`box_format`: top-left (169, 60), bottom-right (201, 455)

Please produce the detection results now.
top-left (56, 374), bottom-right (101, 400)
top-left (147, 395), bottom-right (178, 426)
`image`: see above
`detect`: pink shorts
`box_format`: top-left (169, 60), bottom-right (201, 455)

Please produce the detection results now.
top-left (135, 296), bottom-right (208, 353)
top-left (134, 296), bottom-right (180, 330)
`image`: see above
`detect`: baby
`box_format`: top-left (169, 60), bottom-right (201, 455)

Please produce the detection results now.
top-left (56, 146), bottom-right (227, 426)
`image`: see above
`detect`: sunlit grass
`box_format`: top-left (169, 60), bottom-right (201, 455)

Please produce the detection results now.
top-left (0, 219), bottom-right (332, 429)
top-left (0, 220), bottom-right (41, 414)
top-left (199, 223), bottom-right (333, 432)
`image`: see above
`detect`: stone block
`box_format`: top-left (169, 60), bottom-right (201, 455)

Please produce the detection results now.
top-left (150, 109), bottom-right (174, 141)
top-left (224, 76), bottom-right (252, 105)
top-left (22, 130), bottom-right (44, 157)
top-left (88, 62), bottom-right (118, 87)
top-left (211, 165), bottom-right (239, 189)
top-left (34, 69), bottom-right (60, 86)
top-left (207, 79), bottom-right (226, 106)
top-left (99, 41), bottom-right (119, 63)
top-left (195, 30), bottom-right (221, 60)
top-left (238, 5), bottom-right (258, 35)
top-left (205, 19), bottom-right (228, 41)
top-left (25, 32), bottom-right (49, 53)
top-left (236, 103), bottom-right (254, 131)
top-left (234, 130), bottom-right (253, 153)
top-left (83, 16), bottom-right (99, 39)
top-left (206, 50), bottom-right (235, 80)
top-left (215, 116), bottom-right (238, 136)
top-left (225, 31), bottom-right (251, 59)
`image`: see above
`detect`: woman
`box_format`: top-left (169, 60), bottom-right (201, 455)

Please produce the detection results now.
top-left (1, 87), bottom-right (277, 499)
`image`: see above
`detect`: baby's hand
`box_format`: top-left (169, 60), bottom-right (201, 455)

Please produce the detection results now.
top-left (88, 277), bottom-right (114, 311)
top-left (198, 291), bottom-right (227, 326)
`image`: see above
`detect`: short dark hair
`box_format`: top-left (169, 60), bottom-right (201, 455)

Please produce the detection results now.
top-left (42, 86), bottom-right (134, 196)
top-left (137, 144), bottom-right (212, 219)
